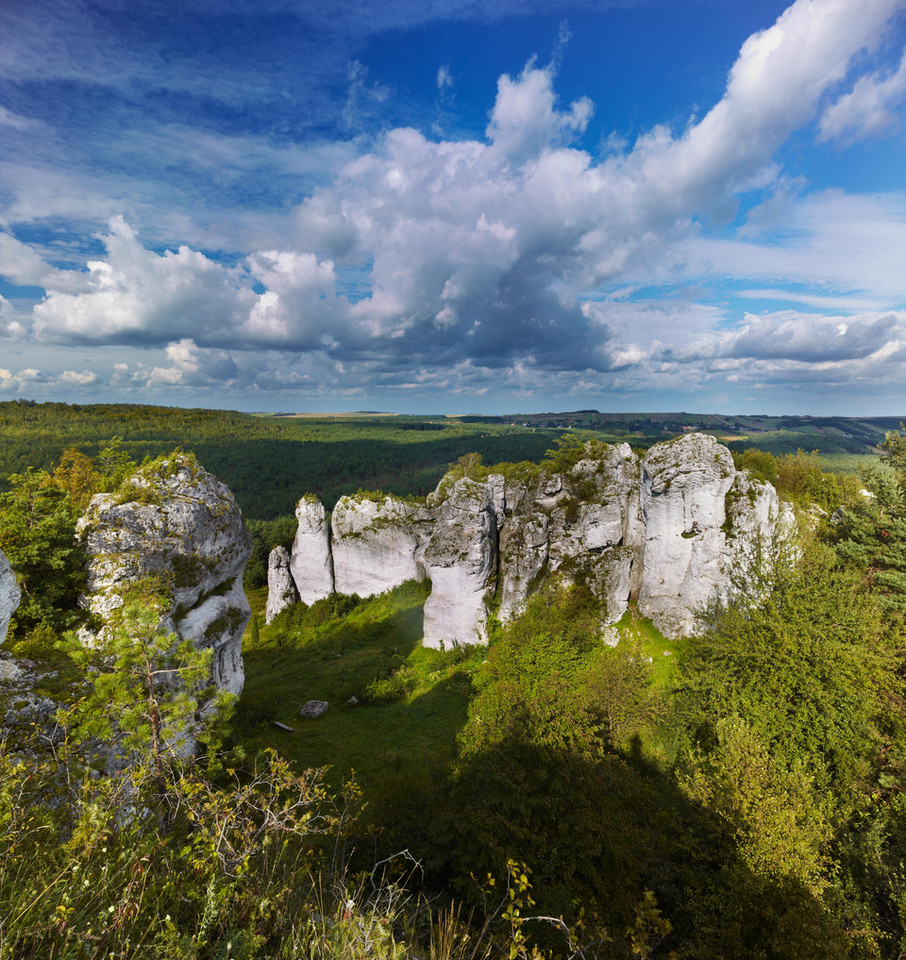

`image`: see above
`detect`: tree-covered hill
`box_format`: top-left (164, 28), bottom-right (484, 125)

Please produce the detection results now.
top-left (0, 401), bottom-right (563, 519)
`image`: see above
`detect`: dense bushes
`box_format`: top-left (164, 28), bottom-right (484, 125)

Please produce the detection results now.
top-left (733, 446), bottom-right (863, 510)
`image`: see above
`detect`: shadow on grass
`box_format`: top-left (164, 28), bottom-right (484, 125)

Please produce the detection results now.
top-left (232, 582), bottom-right (856, 958)
top-left (412, 727), bottom-right (853, 960)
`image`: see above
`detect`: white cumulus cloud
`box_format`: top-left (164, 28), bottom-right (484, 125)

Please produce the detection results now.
top-left (7, 0), bottom-right (905, 407)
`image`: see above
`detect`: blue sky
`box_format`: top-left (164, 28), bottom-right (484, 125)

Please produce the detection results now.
top-left (1, 0), bottom-right (905, 415)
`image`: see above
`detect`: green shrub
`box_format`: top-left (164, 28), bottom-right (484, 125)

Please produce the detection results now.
top-left (364, 664), bottom-right (417, 704)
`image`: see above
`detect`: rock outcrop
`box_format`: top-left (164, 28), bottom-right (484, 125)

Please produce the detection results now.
top-left (638, 436), bottom-right (739, 636)
top-left (0, 548), bottom-right (20, 645)
top-left (331, 494), bottom-right (431, 598)
top-left (77, 454), bottom-right (252, 695)
top-left (285, 434), bottom-right (793, 645)
top-left (266, 545), bottom-right (298, 623)
top-left (289, 496), bottom-right (333, 605)
top-left (423, 476), bottom-right (504, 647)
top-left (499, 443), bottom-right (641, 624)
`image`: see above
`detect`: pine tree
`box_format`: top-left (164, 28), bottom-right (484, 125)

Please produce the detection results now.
top-left (833, 468), bottom-right (906, 614)
top-left (61, 578), bottom-right (234, 786)
top-left (0, 467), bottom-right (84, 635)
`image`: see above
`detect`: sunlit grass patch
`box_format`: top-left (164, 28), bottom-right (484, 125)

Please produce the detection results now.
top-left (234, 581), bottom-right (476, 804)
top-left (613, 606), bottom-right (676, 688)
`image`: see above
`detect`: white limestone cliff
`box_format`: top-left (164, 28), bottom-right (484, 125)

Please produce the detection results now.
top-left (77, 454), bottom-right (252, 695)
top-left (499, 443), bottom-right (640, 624)
top-left (289, 496), bottom-right (334, 605)
top-left (284, 434), bottom-right (792, 645)
top-left (636, 434), bottom-right (791, 638)
top-left (422, 476), bottom-right (504, 649)
top-left (266, 545), bottom-right (298, 624)
top-left (0, 548), bottom-right (20, 645)
top-left (331, 494), bottom-right (431, 598)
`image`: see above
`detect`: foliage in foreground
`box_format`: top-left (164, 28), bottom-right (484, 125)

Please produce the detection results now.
top-left (3, 427), bottom-right (906, 959)
top-left (1, 742), bottom-right (638, 960)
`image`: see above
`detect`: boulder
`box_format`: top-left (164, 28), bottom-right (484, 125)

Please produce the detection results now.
top-left (331, 494), bottom-right (431, 598)
top-left (77, 454), bottom-right (252, 696)
top-left (0, 548), bottom-right (20, 645)
top-left (266, 545), bottom-right (298, 623)
top-left (289, 496), bottom-right (334, 605)
top-left (422, 476), bottom-right (503, 648)
top-left (299, 700), bottom-right (328, 719)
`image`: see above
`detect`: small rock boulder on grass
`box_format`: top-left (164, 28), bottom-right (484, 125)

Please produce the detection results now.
top-left (299, 700), bottom-right (328, 719)
top-left (0, 548), bottom-right (20, 645)
top-left (77, 453), bottom-right (252, 696)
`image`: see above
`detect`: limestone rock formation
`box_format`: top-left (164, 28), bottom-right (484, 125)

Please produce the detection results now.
top-left (285, 434), bottom-right (792, 645)
top-left (77, 454), bottom-right (252, 695)
top-left (636, 434), bottom-right (791, 637)
top-left (331, 494), bottom-right (431, 598)
top-left (0, 548), bottom-right (20, 645)
top-left (289, 496), bottom-right (334, 605)
top-left (266, 545), bottom-right (298, 623)
top-left (499, 443), bottom-right (640, 624)
top-left (422, 476), bottom-right (504, 648)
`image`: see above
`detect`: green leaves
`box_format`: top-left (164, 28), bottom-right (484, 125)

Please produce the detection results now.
top-left (60, 580), bottom-right (224, 779)
top-left (0, 467), bottom-right (84, 636)
top-left (832, 465), bottom-right (906, 614)
top-left (683, 544), bottom-right (893, 794)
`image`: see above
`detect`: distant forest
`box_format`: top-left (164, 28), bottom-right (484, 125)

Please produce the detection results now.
top-left (2, 401), bottom-right (898, 522)
top-left (0, 401), bottom-right (564, 519)
top-left (463, 409), bottom-right (903, 456)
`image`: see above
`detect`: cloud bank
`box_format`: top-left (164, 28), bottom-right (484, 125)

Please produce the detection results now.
top-left (1, 0), bottom-right (905, 411)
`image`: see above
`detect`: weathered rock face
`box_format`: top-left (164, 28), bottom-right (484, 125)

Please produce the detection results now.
top-left (0, 548), bottom-right (20, 645)
top-left (499, 443), bottom-right (640, 624)
top-left (331, 495), bottom-right (431, 598)
top-left (266, 545), bottom-right (298, 624)
top-left (636, 435), bottom-right (791, 637)
top-left (77, 455), bottom-right (252, 695)
top-left (289, 496), bottom-right (334, 605)
top-left (636, 435), bottom-right (736, 636)
top-left (286, 434), bottom-right (793, 645)
top-left (422, 476), bottom-right (504, 648)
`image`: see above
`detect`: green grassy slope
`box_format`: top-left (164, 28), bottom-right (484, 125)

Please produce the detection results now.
top-left (234, 583), bottom-right (481, 810)
top-left (234, 583), bottom-right (675, 818)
